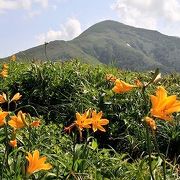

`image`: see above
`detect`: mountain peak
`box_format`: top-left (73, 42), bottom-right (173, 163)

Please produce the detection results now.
top-left (2, 20), bottom-right (180, 72)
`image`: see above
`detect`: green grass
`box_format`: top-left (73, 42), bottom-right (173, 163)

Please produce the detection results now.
top-left (0, 60), bottom-right (180, 179)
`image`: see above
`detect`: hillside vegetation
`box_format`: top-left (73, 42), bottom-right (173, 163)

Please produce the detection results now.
top-left (0, 59), bottom-right (180, 179)
top-left (2, 20), bottom-right (180, 72)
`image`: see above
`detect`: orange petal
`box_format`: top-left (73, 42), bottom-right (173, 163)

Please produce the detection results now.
top-left (9, 139), bottom-right (17, 148)
top-left (156, 86), bottom-right (167, 100)
top-left (165, 105), bottom-right (180, 114)
top-left (150, 95), bottom-right (158, 108)
top-left (92, 125), bottom-right (97, 132)
top-left (31, 120), bottom-right (41, 127)
top-left (96, 111), bottom-right (103, 119)
top-left (145, 117), bottom-right (157, 130)
top-left (100, 119), bottom-right (109, 125)
top-left (97, 125), bottom-right (106, 132)
top-left (11, 93), bottom-right (22, 102)
top-left (162, 95), bottom-right (177, 108)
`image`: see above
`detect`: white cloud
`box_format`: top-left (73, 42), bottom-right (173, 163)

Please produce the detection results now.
top-left (111, 0), bottom-right (180, 36)
top-left (0, 0), bottom-right (55, 18)
top-left (36, 18), bottom-right (82, 44)
top-left (163, 0), bottom-right (180, 21)
top-left (0, 0), bottom-right (50, 11)
top-left (0, 0), bottom-right (32, 10)
top-left (0, 0), bottom-right (15, 10)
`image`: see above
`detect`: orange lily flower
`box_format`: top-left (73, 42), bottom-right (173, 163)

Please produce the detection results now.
top-left (150, 86), bottom-right (180, 121)
top-left (112, 79), bottom-right (137, 93)
top-left (75, 110), bottom-right (92, 130)
top-left (0, 69), bottom-right (8, 78)
top-left (0, 110), bottom-right (8, 126)
top-left (9, 139), bottom-right (17, 148)
top-left (90, 111), bottom-right (109, 132)
top-left (8, 111), bottom-right (27, 129)
top-left (105, 74), bottom-right (117, 82)
top-left (11, 93), bottom-right (22, 102)
top-left (144, 117), bottom-right (157, 130)
top-left (26, 150), bottom-right (52, 175)
top-left (10, 55), bottom-right (16, 61)
top-left (2, 64), bottom-right (8, 69)
top-left (31, 120), bottom-right (41, 127)
top-left (0, 92), bottom-right (7, 104)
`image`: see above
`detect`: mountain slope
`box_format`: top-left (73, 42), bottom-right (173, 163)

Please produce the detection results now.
top-left (2, 20), bottom-right (180, 72)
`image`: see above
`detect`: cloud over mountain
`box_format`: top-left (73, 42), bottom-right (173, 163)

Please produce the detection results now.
top-left (111, 0), bottom-right (180, 37)
top-left (36, 18), bottom-right (82, 44)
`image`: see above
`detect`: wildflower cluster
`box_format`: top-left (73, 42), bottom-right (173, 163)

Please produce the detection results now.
top-left (0, 60), bottom-right (179, 179)
top-left (109, 71), bottom-right (180, 179)
top-left (0, 55), bottom-right (17, 79)
top-left (109, 73), bottom-right (180, 130)
top-left (65, 110), bottom-right (109, 135)
top-left (0, 64), bottom-right (8, 78)
top-left (75, 110), bottom-right (109, 132)
top-left (0, 92), bottom-right (52, 178)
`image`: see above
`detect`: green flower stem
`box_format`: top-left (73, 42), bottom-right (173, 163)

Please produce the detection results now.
top-left (145, 126), bottom-right (155, 180)
top-left (27, 113), bottom-right (34, 152)
top-left (71, 132), bottom-right (76, 171)
top-left (153, 133), bottom-right (166, 180)
top-left (28, 126), bottom-right (32, 152)
top-left (4, 123), bottom-right (9, 167)
top-left (142, 87), bottom-right (155, 180)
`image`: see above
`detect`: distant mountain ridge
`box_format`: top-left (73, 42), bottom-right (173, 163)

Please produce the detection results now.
top-left (2, 20), bottom-right (180, 72)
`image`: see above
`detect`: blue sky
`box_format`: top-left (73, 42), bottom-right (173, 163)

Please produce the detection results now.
top-left (0, 0), bottom-right (180, 58)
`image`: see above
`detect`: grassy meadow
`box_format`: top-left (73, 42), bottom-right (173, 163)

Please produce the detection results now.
top-left (0, 58), bottom-right (180, 179)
